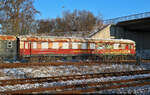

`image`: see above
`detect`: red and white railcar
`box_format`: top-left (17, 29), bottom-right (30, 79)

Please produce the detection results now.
top-left (18, 35), bottom-right (136, 62)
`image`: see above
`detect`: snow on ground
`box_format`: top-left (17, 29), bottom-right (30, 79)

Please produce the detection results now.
top-left (95, 85), bottom-right (150, 94)
top-left (0, 73), bottom-right (150, 92)
top-left (0, 64), bottom-right (146, 79)
top-left (0, 63), bottom-right (150, 93)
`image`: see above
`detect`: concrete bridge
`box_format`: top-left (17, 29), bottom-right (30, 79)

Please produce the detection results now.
top-left (107, 12), bottom-right (150, 59)
top-left (91, 12), bottom-right (150, 59)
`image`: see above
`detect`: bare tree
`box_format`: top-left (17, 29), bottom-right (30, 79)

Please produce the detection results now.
top-left (62, 10), bottom-right (103, 36)
top-left (36, 9), bottom-right (103, 37)
top-left (0, 0), bottom-right (39, 35)
top-left (36, 19), bottom-right (53, 35)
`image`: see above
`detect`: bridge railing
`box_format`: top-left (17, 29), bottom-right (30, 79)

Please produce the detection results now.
top-left (104, 12), bottom-right (150, 24)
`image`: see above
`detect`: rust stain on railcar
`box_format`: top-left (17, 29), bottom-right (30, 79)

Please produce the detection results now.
top-left (0, 35), bottom-right (16, 40)
top-left (71, 38), bottom-right (86, 42)
top-left (19, 36), bottom-right (70, 42)
top-left (27, 37), bottom-right (38, 41)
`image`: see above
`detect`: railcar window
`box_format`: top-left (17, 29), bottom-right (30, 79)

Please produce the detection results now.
top-left (118, 44), bottom-right (121, 49)
top-left (42, 42), bottom-right (49, 49)
top-left (108, 44), bottom-right (113, 49)
top-left (62, 42), bottom-right (69, 49)
top-left (113, 44), bottom-right (119, 49)
top-left (90, 43), bottom-right (95, 49)
top-left (105, 44), bottom-right (108, 49)
top-left (121, 44), bottom-right (126, 49)
top-left (105, 44), bottom-right (113, 49)
top-left (131, 44), bottom-right (134, 49)
top-left (72, 43), bottom-right (78, 49)
top-left (33, 42), bottom-right (37, 49)
top-left (20, 42), bottom-right (24, 49)
top-left (7, 41), bottom-right (12, 48)
top-left (52, 42), bottom-right (59, 49)
top-left (81, 43), bottom-right (87, 49)
top-left (97, 43), bottom-right (104, 49)
top-left (25, 42), bottom-right (28, 49)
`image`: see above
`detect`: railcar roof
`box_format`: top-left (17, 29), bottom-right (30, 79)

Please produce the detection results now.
top-left (18, 35), bottom-right (135, 43)
top-left (0, 35), bottom-right (16, 40)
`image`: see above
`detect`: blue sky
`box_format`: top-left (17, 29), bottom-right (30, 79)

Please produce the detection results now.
top-left (34, 0), bottom-right (150, 20)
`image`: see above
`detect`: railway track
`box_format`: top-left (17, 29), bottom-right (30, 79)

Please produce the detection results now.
top-left (1, 76), bottom-right (150, 94)
top-left (0, 70), bottom-right (150, 94)
top-left (1, 70), bottom-right (150, 86)
top-left (58, 77), bottom-right (150, 94)
top-left (0, 60), bottom-right (139, 68)
top-left (1, 69), bottom-right (150, 86)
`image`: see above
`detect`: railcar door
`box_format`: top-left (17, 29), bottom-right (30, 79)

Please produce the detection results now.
top-left (16, 37), bottom-right (20, 60)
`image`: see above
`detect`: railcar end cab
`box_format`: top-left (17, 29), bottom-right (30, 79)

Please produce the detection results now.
top-left (0, 35), bottom-right (17, 61)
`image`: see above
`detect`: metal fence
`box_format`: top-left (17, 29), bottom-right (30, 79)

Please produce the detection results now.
top-left (104, 12), bottom-right (150, 24)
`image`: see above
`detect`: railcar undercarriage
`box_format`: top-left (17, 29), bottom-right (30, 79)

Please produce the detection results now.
top-left (22, 54), bottom-right (136, 63)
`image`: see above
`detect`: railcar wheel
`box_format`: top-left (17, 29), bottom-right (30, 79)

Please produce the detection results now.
top-left (112, 55), bottom-right (116, 62)
top-left (30, 57), bottom-right (39, 63)
top-left (104, 55), bottom-right (107, 63)
top-left (114, 55), bottom-right (119, 63)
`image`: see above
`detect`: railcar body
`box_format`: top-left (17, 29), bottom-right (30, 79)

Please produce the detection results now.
top-left (18, 35), bottom-right (136, 62)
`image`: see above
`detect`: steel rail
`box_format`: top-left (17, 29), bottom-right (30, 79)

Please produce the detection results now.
top-left (1, 70), bottom-right (150, 86)
top-left (58, 79), bottom-right (150, 94)
top-left (1, 76), bottom-right (150, 94)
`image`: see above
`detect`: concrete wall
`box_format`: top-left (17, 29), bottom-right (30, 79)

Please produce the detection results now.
top-left (91, 25), bottom-right (114, 39)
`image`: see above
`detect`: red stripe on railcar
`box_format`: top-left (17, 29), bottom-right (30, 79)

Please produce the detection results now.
top-left (20, 48), bottom-right (135, 56)
top-left (20, 49), bottom-right (93, 56)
